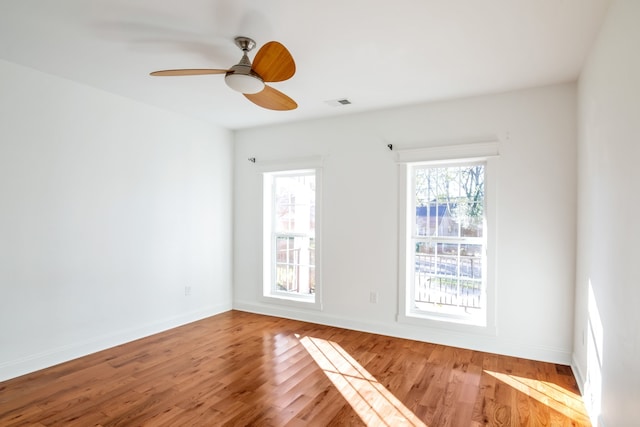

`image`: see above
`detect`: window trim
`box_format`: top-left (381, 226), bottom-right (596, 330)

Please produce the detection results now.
top-left (396, 142), bottom-right (498, 334)
top-left (259, 158), bottom-right (323, 311)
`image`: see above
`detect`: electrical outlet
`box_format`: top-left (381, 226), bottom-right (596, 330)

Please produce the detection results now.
top-left (369, 291), bottom-right (378, 304)
top-left (184, 286), bottom-right (192, 296)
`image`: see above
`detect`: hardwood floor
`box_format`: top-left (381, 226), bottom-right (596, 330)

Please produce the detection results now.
top-left (0, 310), bottom-right (590, 426)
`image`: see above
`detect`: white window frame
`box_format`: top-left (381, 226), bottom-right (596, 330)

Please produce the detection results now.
top-left (397, 142), bottom-right (498, 334)
top-left (260, 158), bottom-right (323, 310)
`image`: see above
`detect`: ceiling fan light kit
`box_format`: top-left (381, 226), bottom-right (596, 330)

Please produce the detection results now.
top-left (150, 36), bottom-right (297, 111)
top-left (225, 72), bottom-right (264, 94)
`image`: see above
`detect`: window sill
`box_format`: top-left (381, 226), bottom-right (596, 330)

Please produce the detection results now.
top-left (260, 294), bottom-right (322, 311)
top-left (397, 311), bottom-right (497, 336)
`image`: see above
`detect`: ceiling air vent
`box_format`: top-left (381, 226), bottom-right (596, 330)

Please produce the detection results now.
top-left (324, 98), bottom-right (352, 107)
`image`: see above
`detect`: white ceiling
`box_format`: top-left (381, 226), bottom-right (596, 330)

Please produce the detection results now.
top-left (0, 0), bottom-right (611, 130)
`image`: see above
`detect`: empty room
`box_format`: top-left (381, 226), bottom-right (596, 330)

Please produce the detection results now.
top-left (1, 1), bottom-right (638, 426)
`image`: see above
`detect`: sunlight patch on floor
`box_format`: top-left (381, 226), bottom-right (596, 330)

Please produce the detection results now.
top-left (484, 369), bottom-right (590, 422)
top-left (298, 335), bottom-right (426, 427)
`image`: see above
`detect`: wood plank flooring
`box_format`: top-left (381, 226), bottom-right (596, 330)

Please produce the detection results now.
top-left (0, 310), bottom-right (590, 426)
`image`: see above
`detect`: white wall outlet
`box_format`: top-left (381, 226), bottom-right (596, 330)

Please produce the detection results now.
top-left (184, 286), bottom-right (192, 296)
top-left (369, 291), bottom-right (378, 304)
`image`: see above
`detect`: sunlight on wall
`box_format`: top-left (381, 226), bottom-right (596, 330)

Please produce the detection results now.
top-left (584, 279), bottom-right (603, 424)
top-left (297, 335), bottom-right (426, 427)
top-left (483, 370), bottom-right (589, 422)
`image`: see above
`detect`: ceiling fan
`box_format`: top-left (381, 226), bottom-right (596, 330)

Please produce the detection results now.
top-left (150, 36), bottom-right (297, 111)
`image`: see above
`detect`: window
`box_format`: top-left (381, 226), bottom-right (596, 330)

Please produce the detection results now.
top-left (397, 142), bottom-right (497, 330)
top-left (263, 168), bottom-right (320, 307)
top-left (409, 162), bottom-right (486, 323)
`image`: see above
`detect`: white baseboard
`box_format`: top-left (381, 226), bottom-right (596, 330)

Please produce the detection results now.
top-left (3, 300), bottom-right (572, 383)
top-left (233, 300), bottom-right (573, 365)
top-left (0, 303), bottom-right (232, 382)
top-left (571, 354), bottom-right (586, 395)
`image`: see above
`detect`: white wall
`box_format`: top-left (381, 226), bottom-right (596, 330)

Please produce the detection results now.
top-left (0, 60), bottom-right (233, 381)
top-left (574, 0), bottom-right (640, 425)
top-left (234, 83), bottom-right (577, 364)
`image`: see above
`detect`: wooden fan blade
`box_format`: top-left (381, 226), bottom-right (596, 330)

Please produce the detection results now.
top-left (150, 69), bottom-right (228, 76)
top-left (244, 85), bottom-right (297, 111)
top-left (252, 41), bottom-right (296, 83)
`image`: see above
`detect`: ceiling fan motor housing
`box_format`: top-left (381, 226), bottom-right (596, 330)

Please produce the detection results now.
top-left (225, 51), bottom-right (265, 94)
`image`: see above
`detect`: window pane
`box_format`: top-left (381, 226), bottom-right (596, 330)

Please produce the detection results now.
top-left (274, 235), bottom-right (315, 295)
top-left (460, 244), bottom-right (482, 279)
top-left (274, 174), bottom-right (315, 234)
top-left (415, 165), bottom-right (484, 239)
